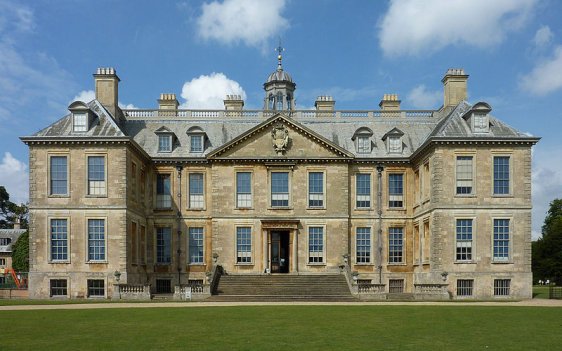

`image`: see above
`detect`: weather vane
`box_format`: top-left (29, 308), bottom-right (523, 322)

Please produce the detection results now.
top-left (276, 38), bottom-right (284, 69)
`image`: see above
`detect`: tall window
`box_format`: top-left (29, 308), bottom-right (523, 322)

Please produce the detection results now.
top-left (276, 92), bottom-right (283, 110)
top-left (388, 227), bottom-right (404, 263)
top-left (493, 219), bottom-right (510, 261)
top-left (50, 219), bottom-right (68, 261)
top-left (493, 156), bottom-right (510, 194)
top-left (357, 136), bottom-right (370, 154)
top-left (236, 172), bottom-right (252, 208)
top-left (87, 280), bottom-right (105, 297)
top-left (456, 219), bottom-right (473, 261)
top-left (73, 113), bottom-right (87, 132)
top-left (88, 156), bottom-right (106, 195)
top-left (494, 279), bottom-right (511, 296)
top-left (456, 156), bottom-right (473, 194)
top-left (156, 174), bottom-right (171, 209)
top-left (271, 172), bottom-right (289, 207)
top-left (389, 137), bottom-right (402, 153)
top-left (308, 227), bottom-right (324, 263)
top-left (50, 279), bottom-right (67, 297)
top-left (356, 173), bottom-right (371, 208)
top-left (190, 135), bottom-right (203, 153)
top-left (158, 134), bottom-right (172, 152)
top-left (236, 227), bottom-right (252, 263)
top-left (131, 162), bottom-right (137, 199)
top-left (189, 173), bottom-right (204, 209)
top-left (88, 219), bottom-right (105, 261)
top-left (457, 279), bottom-right (474, 297)
top-left (188, 227), bottom-right (204, 264)
top-left (308, 172), bottom-right (324, 207)
top-left (473, 114), bottom-right (489, 133)
top-left (356, 227), bottom-right (371, 263)
top-left (50, 156), bottom-right (68, 195)
top-left (388, 174), bottom-right (404, 208)
top-left (156, 227), bottom-right (171, 264)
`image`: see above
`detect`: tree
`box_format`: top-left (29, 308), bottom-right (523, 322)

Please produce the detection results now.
top-left (11, 231), bottom-right (29, 272)
top-left (532, 199), bottom-right (562, 284)
top-left (0, 185), bottom-right (28, 229)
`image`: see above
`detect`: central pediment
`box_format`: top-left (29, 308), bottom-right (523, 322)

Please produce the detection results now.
top-left (208, 114), bottom-right (353, 160)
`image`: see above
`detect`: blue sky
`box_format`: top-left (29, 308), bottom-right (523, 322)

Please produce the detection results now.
top-left (1, 0), bottom-right (561, 238)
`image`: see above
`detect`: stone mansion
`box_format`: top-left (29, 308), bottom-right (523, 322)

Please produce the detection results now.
top-left (21, 55), bottom-right (539, 300)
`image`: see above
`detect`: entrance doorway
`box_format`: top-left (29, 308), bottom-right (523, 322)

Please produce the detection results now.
top-left (270, 231), bottom-right (290, 273)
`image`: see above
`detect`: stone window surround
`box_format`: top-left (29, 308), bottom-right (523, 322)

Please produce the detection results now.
top-left (234, 168), bottom-right (254, 209)
top-left (188, 171), bottom-right (206, 210)
top-left (491, 152), bottom-right (513, 197)
top-left (235, 225), bottom-right (254, 265)
top-left (387, 172), bottom-right (405, 209)
top-left (157, 133), bottom-right (173, 153)
top-left (354, 225), bottom-right (373, 265)
top-left (85, 216), bottom-right (108, 264)
top-left (454, 217), bottom-right (476, 264)
top-left (85, 152), bottom-right (108, 198)
top-left (387, 226), bottom-right (405, 265)
top-left (354, 170), bottom-right (374, 210)
top-left (87, 278), bottom-right (106, 298)
top-left (493, 278), bottom-right (512, 297)
top-left (188, 226), bottom-right (205, 265)
top-left (306, 167), bottom-right (326, 210)
top-left (48, 216), bottom-right (71, 264)
top-left (72, 112), bottom-right (88, 132)
top-left (491, 216), bottom-right (513, 264)
top-left (268, 168), bottom-right (293, 209)
top-left (307, 224), bottom-right (326, 266)
top-left (154, 225), bottom-right (173, 265)
top-left (155, 170), bottom-right (173, 210)
top-left (49, 278), bottom-right (69, 298)
top-left (48, 152), bottom-right (70, 197)
top-left (454, 151), bottom-right (477, 197)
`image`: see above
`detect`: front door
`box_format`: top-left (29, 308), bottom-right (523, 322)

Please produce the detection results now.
top-left (270, 231), bottom-right (290, 273)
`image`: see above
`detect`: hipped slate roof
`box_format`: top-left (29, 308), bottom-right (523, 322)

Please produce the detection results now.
top-left (0, 229), bottom-right (26, 254)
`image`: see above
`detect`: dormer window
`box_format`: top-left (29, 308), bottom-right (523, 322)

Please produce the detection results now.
top-left (187, 126), bottom-right (206, 154)
top-left (155, 126), bottom-right (175, 153)
top-left (382, 127), bottom-right (404, 154)
top-left (158, 134), bottom-right (172, 152)
top-left (463, 102), bottom-right (492, 134)
top-left (352, 127), bottom-right (374, 154)
top-left (68, 101), bottom-right (92, 133)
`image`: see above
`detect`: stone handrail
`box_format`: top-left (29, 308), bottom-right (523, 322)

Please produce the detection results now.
top-left (113, 284), bottom-right (151, 300)
top-left (209, 265), bottom-right (224, 295)
top-left (358, 283), bottom-right (386, 294)
top-left (123, 109), bottom-right (434, 119)
top-left (413, 283), bottom-right (450, 300)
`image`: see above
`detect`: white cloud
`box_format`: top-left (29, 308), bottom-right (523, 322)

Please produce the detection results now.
top-left (520, 46), bottom-right (562, 95)
top-left (180, 72), bottom-right (246, 109)
top-left (406, 85), bottom-right (442, 109)
top-left (533, 25), bottom-right (553, 48)
top-left (532, 146), bottom-right (562, 239)
top-left (71, 90), bottom-right (95, 103)
top-left (378, 0), bottom-right (537, 56)
top-left (196, 0), bottom-right (289, 47)
top-left (0, 152), bottom-right (28, 204)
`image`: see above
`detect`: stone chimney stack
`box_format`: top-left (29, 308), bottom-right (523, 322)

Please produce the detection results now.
top-left (224, 95), bottom-right (244, 111)
top-left (379, 94), bottom-right (401, 111)
top-left (158, 94), bottom-right (179, 110)
top-left (315, 96), bottom-right (335, 111)
top-left (94, 67), bottom-right (120, 117)
top-left (14, 217), bottom-right (21, 230)
top-left (442, 68), bottom-right (469, 107)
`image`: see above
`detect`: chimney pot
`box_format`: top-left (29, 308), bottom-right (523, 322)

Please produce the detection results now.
top-left (93, 67), bottom-right (120, 118)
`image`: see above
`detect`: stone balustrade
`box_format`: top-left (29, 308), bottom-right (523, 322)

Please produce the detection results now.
top-left (413, 283), bottom-right (450, 300)
top-left (173, 284), bottom-right (210, 301)
top-left (113, 284), bottom-right (151, 300)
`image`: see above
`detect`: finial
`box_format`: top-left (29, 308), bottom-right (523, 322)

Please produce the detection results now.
top-left (276, 37), bottom-right (284, 71)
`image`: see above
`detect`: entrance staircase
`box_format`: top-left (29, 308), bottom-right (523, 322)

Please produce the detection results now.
top-left (208, 274), bottom-right (357, 302)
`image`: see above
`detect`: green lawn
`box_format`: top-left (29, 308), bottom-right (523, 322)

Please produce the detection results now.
top-left (1, 306), bottom-right (561, 350)
top-left (533, 285), bottom-right (550, 299)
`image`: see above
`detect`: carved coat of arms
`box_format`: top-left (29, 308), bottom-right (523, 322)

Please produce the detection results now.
top-left (271, 122), bottom-right (289, 155)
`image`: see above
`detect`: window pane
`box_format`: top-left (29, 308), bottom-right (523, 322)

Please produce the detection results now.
top-left (156, 174), bottom-right (171, 208)
top-left (308, 227), bottom-right (324, 263)
top-left (493, 219), bottom-right (510, 261)
top-left (236, 227), bottom-right (252, 263)
top-left (271, 172), bottom-right (289, 207)
top-left (389, 137), bottom-right (402, 153)
top-left (189, 173), bottom-right (204, 208)
top-left (88, 156), bottom-right (106, 195)
top-left (456, 219), bottom-right (472, 261)
top-left (87, 280), bottom-right (105, 297)
top-left (308, 172), bottom-right (324, 207)
top-left (189, 227), bottom-right (204, 264)
top-left (456, 156), bottom-right (473, 194)
top-left (357, 136), bottom-right (370, 154)
top-left (494, 157), bottom-right (510, 194)
top-left (190, 135), bottom-right (203, 152)
top-left (388, 227), bottom-right (403, 263)
top-left (236, 172), bottom-right (252, 208)
top-left (73, 114), bottom-right (87, 132)
top-left (50, 219), bottom-right (68, 261)
top-left (158, 135), bottom-right (172, 152)
top-left (88, 219), bottom-right (105, 261)
top-left (156, 227), bottom-right (171, 264)
top-left (356, 227), bottom-right (371, 263)
top-left (389, 174), bottom-right (404, 208)
top-left (50, 156), bottom-right (67, 195)
top-left (356, 173), bottom-right (371, 208)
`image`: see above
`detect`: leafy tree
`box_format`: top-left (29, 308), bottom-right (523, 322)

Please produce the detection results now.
top-left (533, 199), bottom-right (562, 284)
top-left (11, 231), bottom-right (29, 272)
top-left (0, 185), bottom-right (28, 229)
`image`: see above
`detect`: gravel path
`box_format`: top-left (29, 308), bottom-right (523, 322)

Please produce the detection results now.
top-left (1, 299), bottom-right (562, 311)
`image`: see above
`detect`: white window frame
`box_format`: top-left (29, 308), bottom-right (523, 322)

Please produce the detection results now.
top-left (307, 225), bottom-right (326, 265)
top-left (455, 218), bottom-right (474, 263)
top-left (188, 227), bottom-right (204, 265)
top-left (455, 155), bottom-right (474, 195)
top-left (86, 154), bottom-right (107, 196)
top-left (456, 279), bottom-right (474, 297)
top-left (472, 113), bottom-right (489, 133)
top-left (236, 226), bottom-right (253, 264)
top-left (270, 170), bottom-right (291, 208)
top-left (158, 134), bottom-right (173, 153)
top-left (355, 172), bottom-right (372, 209)
top-left (356, 136), bottom-right (371, 154)
top-left (49, 154), bottom-right (70, 197)
top-left (236, 171), bottom-right (253, 209)
top-left (155, 226), bottom-right (172, 265)
top-left (388, 227), bottom-right (404, 264)
top-left (49, 217), bottom-right (70, 263)
top-left (190, 134), bottom-right (204, 153)
top-left (492, 218), bottom-right (511, 263)
top-left (307, 170), bottom-right (326, 209)
top-left (355, 227), bottom-right (372, 264)
top-left (493, 279), bottom-right (511, 297)
top-left (492, 154), bottom-right (512, 196)
top-left (87, 279), bottom-right (106, 298)
top-left (388, 173), bottom-right (404, 208)
top-left (156, 173), bottom-right (172, 209)
top-left (73, 113), bottom-right (88, 132)
top-left (50, 279), bottom-right (69, 297)
top-left (86, 217), bottom-right (107, 263)
top-left (188, 172), bottom-right (205, 209)
top-left (388, 136), bottom-right (402, 153)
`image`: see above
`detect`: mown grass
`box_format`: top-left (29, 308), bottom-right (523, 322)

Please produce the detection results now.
top-left (533, 285), bottom-right (550, 299)
top-left (1, 305), bottom-right (561, 350)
